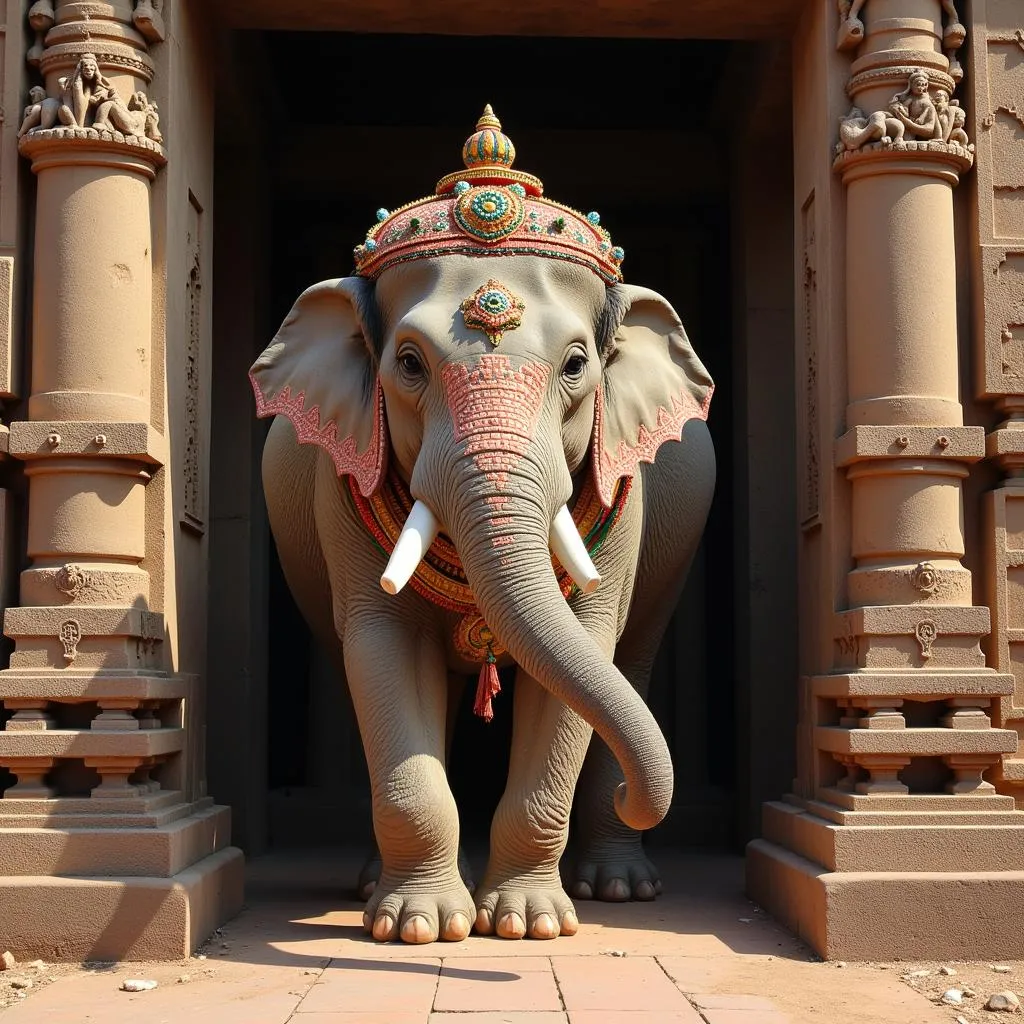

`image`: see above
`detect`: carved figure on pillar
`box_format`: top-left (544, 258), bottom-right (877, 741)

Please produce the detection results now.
top-left (836, 0), bottom-right (868, 51)
top-left (934, 89), bottom-right (970, 146)
top-left (26, 0), bottom-right (55, 68)
top-left (836, 105), bottom-right (905, 153)
top-left (18, 85), bottom-right (61, 138)
top-left (18, 54), bottom-right (164, 145)
top-left (133, 0), bottom-right (166, 44)
top-left (835, 69), bottom-right (972, 155)
top-left (889, 70), bottom-right (941, 141)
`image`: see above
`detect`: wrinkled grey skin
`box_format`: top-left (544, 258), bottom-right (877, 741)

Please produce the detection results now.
top-left (253, 255), bottom-right (715, 944)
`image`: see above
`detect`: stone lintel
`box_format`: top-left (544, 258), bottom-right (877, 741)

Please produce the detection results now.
top-left (803, 801), bottom-right (1022, 827)
top-left (747, 838), bottom-right (1024, 960)
top-left (0, 847), bottom-right (244, 962)
top-left (4, 606), bottom-right (163, 639)
top-left (0, 790), bottom-right (184, 816)
top-left (0, 728), bottom-right (183, 758)
top-left (835, 425), bottom-right (985, 466)
top-left (816, 725), bottom-right (1018, 755)
top-left (812, 672), bottom-right (1015, 699)
top-left (0, 672), bottom-right (185, 701)
top-left (8, 421), bottom-right (167, 466)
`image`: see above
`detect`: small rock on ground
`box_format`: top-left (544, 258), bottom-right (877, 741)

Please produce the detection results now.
top-left (0, 952), bottom-right (14, 972)
top-left (8, 979), bottom-right (31, 990)
top-left (940, 966), bottom-right (957, 976)
top-left (941, 989), bottom-right (963, 1005)
top-left (120, 979), bottom-right (158, 993)
top-left (986, 991), bottom-right (1021, 1012)
top-left (993, 966), bottom-right (1014, 974)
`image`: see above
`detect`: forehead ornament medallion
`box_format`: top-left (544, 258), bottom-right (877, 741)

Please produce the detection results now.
top-left (460, 280), bottom-right (526, 346)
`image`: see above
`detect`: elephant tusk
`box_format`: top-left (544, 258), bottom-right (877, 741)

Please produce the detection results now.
top-left (380, 500), bottom-right (441, 595)
top-left (550, 504), bottom-right (601, 595)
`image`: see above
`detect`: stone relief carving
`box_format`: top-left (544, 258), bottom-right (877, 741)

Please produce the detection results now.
top-left (835, 69), bottom-right (973, 155)
top-left (915, 619), bottom-right (937, 660)
top-left (183, 233), bottom-right (203, 529)
top-left (17, 86), bottom-right (59, 138)
top-left (19, 54), bottom-right (163, 145)
top-left (26, 0), bottom-right (55, 68)
top-left (837, 0), bottom-right (966, 78)
top-left (59, 619), bottom-right (82, 663)
top-left (55, 564), bottom-right (91, 598)
top-left (910, 561), bottom-right (939, 595)
top-left (132, 0), bottom-right (166, 44)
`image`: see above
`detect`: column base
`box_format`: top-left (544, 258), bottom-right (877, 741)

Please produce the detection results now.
top-left (747, 807), bottom-right (1024, 960)
top-left (0, 845), bottom-right (244, 962)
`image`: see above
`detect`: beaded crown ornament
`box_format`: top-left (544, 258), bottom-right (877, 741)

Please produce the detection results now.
top-left (353, 105), bottom-right (625, 284)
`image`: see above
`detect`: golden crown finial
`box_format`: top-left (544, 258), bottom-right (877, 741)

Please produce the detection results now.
top-left (476, 104), bottom-right (501, 131)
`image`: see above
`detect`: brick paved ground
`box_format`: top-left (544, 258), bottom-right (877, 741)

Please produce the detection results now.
top-left (0, 852), bottom-right (948, 1023)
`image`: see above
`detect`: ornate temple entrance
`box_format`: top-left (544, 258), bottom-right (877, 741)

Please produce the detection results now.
top-left (3, 0), bottom-right (1021, 965)
top-left (205, 30), bottom-right (798, 857)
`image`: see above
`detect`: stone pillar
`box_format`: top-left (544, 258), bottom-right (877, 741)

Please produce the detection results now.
top-left (747, 0), bottom-right (1024, 961)
top-left (970, 0), bottom-right (1024, 807)
top-left (0, 1), bottom-right (241, 961)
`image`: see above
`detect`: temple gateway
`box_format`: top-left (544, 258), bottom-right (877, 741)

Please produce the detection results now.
top-left (0, 0), bottom-right (1022, 962)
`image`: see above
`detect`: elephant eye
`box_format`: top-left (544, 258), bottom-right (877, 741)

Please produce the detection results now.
top-left (562, 354), bottom-right (587, 381)
top-left (398, 351), bottom-right (425, 379)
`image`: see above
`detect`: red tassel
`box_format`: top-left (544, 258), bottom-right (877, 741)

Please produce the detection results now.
top-left (474, 654), bottom-right (501, 723)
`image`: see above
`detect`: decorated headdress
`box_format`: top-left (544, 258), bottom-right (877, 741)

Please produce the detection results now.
top-left (353, 106), bottom-right (625, 285)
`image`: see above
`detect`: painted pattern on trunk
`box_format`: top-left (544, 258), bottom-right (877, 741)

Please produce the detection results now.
top-left (441, 355), bottom-right (550, 494)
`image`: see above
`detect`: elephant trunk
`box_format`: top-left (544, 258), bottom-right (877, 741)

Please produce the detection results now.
top-left (433, 458), bottom-right (673, 832)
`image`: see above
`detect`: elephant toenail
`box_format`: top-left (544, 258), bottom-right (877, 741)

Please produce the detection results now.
top-left (604, 879), bottom-right (630, 902)
top-left (400, 915), bottom-right (435, 944)
top-left (532, 913), bottom-right (557, 939)
top-left (474, 907), bottom-right (494, 934)
top-left (372, 914), bottom-right (395, 941)
top-left (635, 880), bottom-right (656, 901)
top-left (444, 912), bottom-right (471, 941)
top-left (573, 881), bottom-right (594, 900)
top-left (561, 911), bottom-right (579, 935)
top-left (362, 912), bottom-right (372, 932)
top-left (498, 912), bottom-right (526, 939)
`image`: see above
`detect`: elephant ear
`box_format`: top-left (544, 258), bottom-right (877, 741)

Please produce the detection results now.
top-left (592, 284), bottom-right (714, 507)
top-left (249, 277), bottom-right (387, 497)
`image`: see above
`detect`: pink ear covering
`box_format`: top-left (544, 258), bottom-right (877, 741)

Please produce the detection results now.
top-left (250, 372), bottom-right (387, 497)
top-left (591, 379), bottom-right (713, 509)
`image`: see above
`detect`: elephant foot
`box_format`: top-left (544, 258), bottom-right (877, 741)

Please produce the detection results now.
top-left (357, 847), bottom-right (475, 901)
top-left (362, 875), bottom-right (475, 944)
top-left (568, 839), bottom-right (662, 902)
top-left (473, 876), bottom-right (579, 940)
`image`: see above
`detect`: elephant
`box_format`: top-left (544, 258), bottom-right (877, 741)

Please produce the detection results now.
top-left (250, 108), bottom-right (715, 944)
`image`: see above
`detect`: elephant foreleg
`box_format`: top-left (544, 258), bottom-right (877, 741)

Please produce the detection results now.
top-left (343, 615), bottom-right (475, 943)
top-left (357, 671), bottom-right (475, 900)
top-left (475, 666), bottom-right (593, 940)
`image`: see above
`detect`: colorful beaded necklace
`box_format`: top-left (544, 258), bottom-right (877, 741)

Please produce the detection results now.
top-left (347, 469), bottom-right (631, 721)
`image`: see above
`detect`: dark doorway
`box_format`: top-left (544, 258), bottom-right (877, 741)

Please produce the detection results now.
top-left (209, 29), bottom-right (779, 859)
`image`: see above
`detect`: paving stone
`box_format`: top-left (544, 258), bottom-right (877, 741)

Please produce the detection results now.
top-left (552, 956), bottom-right (698, 1013)
top-left (701, 1009), bottom-right (792, 1024)
top-left (692, 994), bottom-right (781, 1010)
top-left (433, 956), bottom-right (561, 1013)
top-left (293, 1015), bottom-right (426, 1023)
top-left (297, 958), bottom-right (440, 1014)
top-left (430, 1014), bottom-right (567, 1023)
top-left (568, 1013), bottom-right (705, 1024)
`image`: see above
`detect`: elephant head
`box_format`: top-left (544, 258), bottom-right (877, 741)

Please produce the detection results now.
top-left (250, 109), bottom-right (713, 832)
